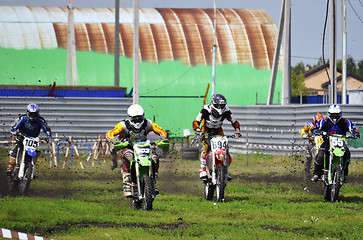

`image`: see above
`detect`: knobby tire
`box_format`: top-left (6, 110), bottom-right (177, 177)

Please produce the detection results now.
top-left (216, 164), bottom-right (227, 202)
top-left (142, 175), bottom-right (154, 211)
top-left (330, 163), bottom-right (342, 203)
top-left (18, 162), bottom-right (32, 195)
top-left (204, 180), bottom-right (214, 201)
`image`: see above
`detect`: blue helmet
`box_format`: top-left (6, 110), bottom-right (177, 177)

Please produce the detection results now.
top-left (26, 103), bottom-right (40, 121)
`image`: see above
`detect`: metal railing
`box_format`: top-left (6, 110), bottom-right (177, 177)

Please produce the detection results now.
top-left (1, 98), bottom-right (362, 159)
top-left (0, 97), bottom-right (132, 142)
top-left (224, 104), bottom-right (363, 159)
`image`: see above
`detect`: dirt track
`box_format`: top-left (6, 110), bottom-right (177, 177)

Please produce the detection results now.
top-left (1, 154), bottom-right (362, 199)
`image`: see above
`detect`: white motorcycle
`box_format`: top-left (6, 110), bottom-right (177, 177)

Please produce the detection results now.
top-left (203, 133), bottom-right (236, 202)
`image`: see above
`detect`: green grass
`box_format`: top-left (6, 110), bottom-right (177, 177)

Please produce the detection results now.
top-left (0, 151), bottom-right (362, 240)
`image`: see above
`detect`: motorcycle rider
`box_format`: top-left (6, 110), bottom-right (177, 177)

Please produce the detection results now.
top-left (311, 104), bottom-right (360, 182)
top-left (192, 94), bottom-right (241, 179)
top-left (300, 113), bottom-right (324, 171)
top-left (7, 103), bottom-right (52, 174)
top-left (106, 104), bottom-right (168, 197)
top-left (300, 113), bottom-right (323, 139)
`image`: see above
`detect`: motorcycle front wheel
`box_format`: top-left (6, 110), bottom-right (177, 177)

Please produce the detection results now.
top-left (216, 164), bottom-right (227, 202)
top-left (204, 180), bottom-right (215, 201)
top-left (18, 162), bottom-right (32, 195)
top-left (330, 164), bottom-right (342, 203)
top-left (142, 175), bottom-right (154, 211)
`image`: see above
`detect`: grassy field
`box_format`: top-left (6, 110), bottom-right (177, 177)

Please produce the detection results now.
top-left (0, 147), bottom-right (362, 240)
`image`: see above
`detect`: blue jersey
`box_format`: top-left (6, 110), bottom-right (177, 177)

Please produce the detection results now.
top-left (11, 115), bottom-right (50, 138)
top-left (317, 117), bottom-right (355, 136)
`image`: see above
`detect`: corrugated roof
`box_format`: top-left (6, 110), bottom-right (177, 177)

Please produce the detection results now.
top-left (0, 6), bottom-right (280, 69)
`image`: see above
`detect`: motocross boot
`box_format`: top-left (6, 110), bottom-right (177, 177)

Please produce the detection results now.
top-left (110, 149), bottom-right (118, 170)
top-left (6, 157), bottom-right (16, 175)
top-left (311, 162), bottom-right (323, 182)
top-left (199, 157), bottom-right (207, 179)
top-left (343, 160), bottom-right (350, 183)
top-left (154, 172), bottom-right (159, 195)
top-left (122, 172), bottom-right (132, 198)
top-left (110, 159), bottom-right (118, 170)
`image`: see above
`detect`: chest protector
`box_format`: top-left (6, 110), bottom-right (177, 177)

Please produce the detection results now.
top-left (204, 106), bottom-right (225, 129)
top-left (124, 119), bottom-right (149, 142)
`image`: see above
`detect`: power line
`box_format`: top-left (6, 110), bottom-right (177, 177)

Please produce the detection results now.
top-left (359, 0), bottom-right (363, 8)
top-left (348, 0), bottom-right (363, 24)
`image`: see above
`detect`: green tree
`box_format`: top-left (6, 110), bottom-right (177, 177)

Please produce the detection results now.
top-left (337, 55), bottom-right (357, 75)
top-left (291, 62), bottom-right (307, 96)
top-left (357, 60), bottom-right (363, 78)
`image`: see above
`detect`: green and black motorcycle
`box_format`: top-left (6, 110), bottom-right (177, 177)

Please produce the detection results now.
top-left (113, 138), bottom-right (169, 210)
top-left (321, 133), bottom-right (351, 203)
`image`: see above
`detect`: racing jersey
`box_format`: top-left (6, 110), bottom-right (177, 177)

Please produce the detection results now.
top-left (192, 105), bottom-right (240, 135)
top-left (317, 117), bottom-right (358, 136)
top-left (300, 120), bottom-right (320, 140)
top-left (11, 115), bottom-right (50, 138)
top-left (106, 119), bottom-right (167, 143)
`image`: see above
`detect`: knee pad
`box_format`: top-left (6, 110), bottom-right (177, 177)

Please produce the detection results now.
top-left (151, 154), bottom-right (159, 161)
top-left (123, 150), bottom-right (133, 161)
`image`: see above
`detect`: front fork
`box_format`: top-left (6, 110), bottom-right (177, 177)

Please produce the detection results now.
top-left (135, 161), bottom-right (142, 199)
top-left (18, 149), bottom-right (27, 179)
top-left (324, 149), bottom-right (344, 184)
top-left (212, 153), bottom-right (216, 185)
top-left (134, 160), bottom-right (154, 199)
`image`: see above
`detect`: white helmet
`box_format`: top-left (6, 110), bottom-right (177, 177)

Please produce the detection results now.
top-left (328, 104), bottom-right (342, 124)
top-left (127, 104), bottom-right (145, 130)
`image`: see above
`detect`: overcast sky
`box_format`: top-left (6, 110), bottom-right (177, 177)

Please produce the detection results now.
top-left (2, 0), bottom-right (363, 66)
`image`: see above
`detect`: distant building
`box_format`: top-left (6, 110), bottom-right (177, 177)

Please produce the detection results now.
top-left (348, 88), bottom-right (363, 104)
top-left (303, 63), bottom-right (363, 96)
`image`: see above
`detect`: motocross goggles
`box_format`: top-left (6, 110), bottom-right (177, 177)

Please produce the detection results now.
top-left (131, 116), bottom-right (144, 123)
top-left (27, 112), bottom-right (39, 120)
top-left (213, 103), bottom-right (226, 109)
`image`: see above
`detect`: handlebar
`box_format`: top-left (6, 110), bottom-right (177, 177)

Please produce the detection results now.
top-left (194, 131), bottom-right (241, 139)
top-left (112, 138), bottom-right (170, 150)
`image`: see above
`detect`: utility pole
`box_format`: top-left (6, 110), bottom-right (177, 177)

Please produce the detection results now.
top-left (114, 0), bottom-right (120, 87)
top-left (66, 0), bottom-right (77, 85)
top-left (330, 0), bottom-right (337, 104)
top-left (281, 0), bottom-right (291, 105)
top-left (211, 0), bottom-right (217, 96)
top-left (342, 0), bottom-right (347, 104)
top-left (267, 0), bottom-right (285, 105)
top-left (133, 0), bottom-right (140, 104)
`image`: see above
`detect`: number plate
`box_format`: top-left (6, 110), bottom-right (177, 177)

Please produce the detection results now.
top-left (23, 137), bottom-right (39, 150)
top-left (211, 136), bottom-right (228, 150)
top-left (314, 136), bottom-right (324, 147)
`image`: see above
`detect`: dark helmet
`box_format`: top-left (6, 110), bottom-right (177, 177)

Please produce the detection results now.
top-left (328, 104), bottom-right (342, 124)
top-left (26, 103), bottom-right (39, 121)
top-left (210, 94), bottom-right (227, 118)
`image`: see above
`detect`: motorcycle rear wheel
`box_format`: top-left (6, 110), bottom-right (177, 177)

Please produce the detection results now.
top-left (323, 184), bottom-right (331, 201)
top-left (8, 172), bottom-right (19, 193)
top-left (216, 164), bottom-right (227, 202)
